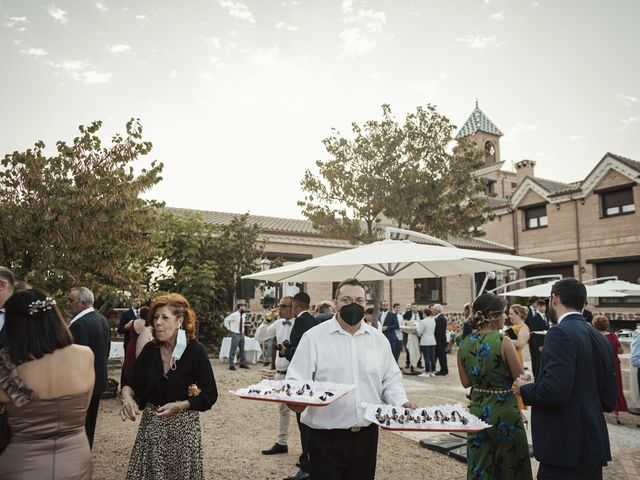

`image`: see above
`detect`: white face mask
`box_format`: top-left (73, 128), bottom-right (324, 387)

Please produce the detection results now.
top-left (170, 328), bottom-right (187, 370)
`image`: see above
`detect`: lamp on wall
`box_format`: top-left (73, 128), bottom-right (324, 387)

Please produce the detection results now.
top-left (259, 257), bottom-right (272, 272)
top-left (508, 270), bottom-right (518, 282)
top-left (495, 270), bottom-right (504, 281)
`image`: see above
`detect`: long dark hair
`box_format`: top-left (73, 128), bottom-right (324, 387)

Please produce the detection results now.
top-left (4, 289), bottom-right (73, 365)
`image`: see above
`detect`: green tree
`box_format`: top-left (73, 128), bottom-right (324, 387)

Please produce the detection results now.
top-left (154, 210), bottom-right (263, 344)
top-left (0, 119), bottom-right (163, 304)
top-left (298, 103), bottom-right (492, 310)
top-left (298, 103), bottom-right (490, 243)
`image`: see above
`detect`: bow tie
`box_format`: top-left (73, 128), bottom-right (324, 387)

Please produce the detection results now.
top-left (282, 320), bottom-right (292, 326)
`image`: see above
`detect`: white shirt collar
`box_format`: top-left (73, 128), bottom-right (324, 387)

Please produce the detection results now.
top-left (69, 307), bottom-right (94, 326)
top-left (296, 310), bottom-right (309, 318)
top-left (557, 310), bottom-right (579, 324)
top-left (327, 315), bottom-right (370, 336)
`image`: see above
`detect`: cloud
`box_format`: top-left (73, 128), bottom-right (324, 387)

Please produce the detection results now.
top-left (109, 44), bottom-right (131, 54)
top-left (170, 70), bottom-right (177, 78)
top-left (81, 70), bottom-right (113, 84)
top-left (204, 37), bottom-right (222, 48)
top-left (509, 122), bottom-right (538, 136)
top-left (219, 0), bottom-right (255, 23)
top-left (489, 11), bottom-right (504, 21)
top-left (135, 14), bottom-right (148, 20)
top-left (276, 21), bottom-right (299, 31)
top-left (614, 93), bottom-right (637, 108)
top-left (95, 2), bottom-right (108, 12)
top-left (22, 47), bottom-right (47, 57)
top-left (4, 16), bottom-right (29, 29)
top-left (569, 135), bottom-right (584, 141)
top-left (46, 6), bottom-right (68, 24)
top-left (338, 0), bottom-right (386, 58)
top-left (530, 1), bottom-right (540, 7)
top-left (250, 47), bottom-right (303, 79)
top-left (456, 34), bottom-right (502, 49)
top-left (47, 59), bottom-right (112, 84)
top-left (620, 116), bottom-right (639, 127)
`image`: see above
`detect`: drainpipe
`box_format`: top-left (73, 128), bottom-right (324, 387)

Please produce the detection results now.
top-left (574, 198), bottom-right (582, 280)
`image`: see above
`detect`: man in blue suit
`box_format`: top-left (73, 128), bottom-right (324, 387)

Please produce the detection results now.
top-left (382, 302), bottom-right (401, 361)
top-left (513, 278), bottom-right (617, 480)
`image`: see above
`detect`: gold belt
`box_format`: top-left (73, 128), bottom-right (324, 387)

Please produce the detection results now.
top-left (473, 387), bottom-right (510, 394)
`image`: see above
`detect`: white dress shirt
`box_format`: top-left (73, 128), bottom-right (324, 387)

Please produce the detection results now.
top-left (68, 307), bottom-right (94, 327)
top-left (286, 316), bottom-right (408, 430)
top-left (223, 311), bottom-right (245, 334)
top-left (416, 316), bottom-right (436, 346)
top-left (395, 313), bottom-right (404, 341)
top-left (557, 311), bottom-right (579, 324)
top-left (377, 310), bottom-right (389, 332)
top-left (254, 317), bottom-right (295, 371)
top-left (0, 308), bottom-right (5, 333)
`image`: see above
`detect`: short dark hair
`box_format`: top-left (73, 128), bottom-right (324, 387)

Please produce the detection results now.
top-left (0, 267), bottom-right (15, 288)
top-left (293, 291), bottom-right (311, 308)
top-left (4, 289), bottom-right (73, 365)
top-left (316, 301), bottom-right (333, 314)
top-left (551, 278), bottom-right (586, 312)
top-left (139, 306), bottom-right (150, 326)
top-left (365, 307), bottom-right (374, 315)
top-left (534, 299), bottom-right (547, 307)
top-left (393, 303), bottom-right (400, 308)
top-left (528, 296), bottom-right (539, 306)
top-left (334, 278), bottom-right (366, 299)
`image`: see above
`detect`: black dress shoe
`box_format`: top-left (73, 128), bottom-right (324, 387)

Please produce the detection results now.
top-left (283, 470), bottom-right (310, 480)
top-left (261, 443), bottom-right (288, 455)
top-left (435, 371), bottom-right (448, 376)
top-left (229, 365), bottom-right (236, 371)
top-left (239, 364), bottom-right (250, 369)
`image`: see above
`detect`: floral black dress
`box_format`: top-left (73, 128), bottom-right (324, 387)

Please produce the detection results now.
top-left (459, 332), bottom-right (532, 480)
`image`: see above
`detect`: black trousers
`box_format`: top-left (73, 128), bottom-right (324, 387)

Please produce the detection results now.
top-left (85, 394), bottom-right (100, 449)
top-left (308, 424), bottom-right (378, 480)
top-left (402, 332), bottom-right (410, 366)
top-left (538, 462), bottom-right (602, 480)
top-left (296, 412), bottom-right (311, 473)
top-left (436, 343), bottom-right (448, 374)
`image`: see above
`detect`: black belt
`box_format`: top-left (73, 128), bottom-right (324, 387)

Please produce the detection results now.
top-left (276, 370), bottom-right (287, 375)
top-left (312, 423), bottom-right (376, 434)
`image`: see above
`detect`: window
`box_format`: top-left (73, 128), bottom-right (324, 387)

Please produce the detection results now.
top-left (601, 187), bottom-right (635, 218)
top-left (523, 204), bottom-right (548, 230)
top-left (596, 260), bottom-right (640, 306)
top-left (482, 178), bottom-right (496, 195)
top-left (414, 278), bottom-right (443, 303)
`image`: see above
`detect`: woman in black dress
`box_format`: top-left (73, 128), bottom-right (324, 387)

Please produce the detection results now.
top-left (120, 293), bottom-right (217, 479)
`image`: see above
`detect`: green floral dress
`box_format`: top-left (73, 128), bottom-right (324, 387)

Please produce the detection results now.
top-left (459, 331), bottom-right (532, 480)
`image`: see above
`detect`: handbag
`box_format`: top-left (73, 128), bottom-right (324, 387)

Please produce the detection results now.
top-left (0, 405), bottom-right (10, 455)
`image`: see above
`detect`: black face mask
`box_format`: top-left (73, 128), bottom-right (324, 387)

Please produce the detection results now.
top-left (339, 303), bottom-right (365, 326)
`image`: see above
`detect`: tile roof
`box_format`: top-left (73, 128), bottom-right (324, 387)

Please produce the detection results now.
top-left (529, 177), bottom-right (576, 195)
top-left (608, 152), bottom-right (640, 172)
top-left (167, 208), bottom-right (317, 235)
top-left (456, 102), bottom-right (504, 139)
top-left (485, 196), bottom-right (510, 208)
top-left (166, 207), bottom-right (513, 252)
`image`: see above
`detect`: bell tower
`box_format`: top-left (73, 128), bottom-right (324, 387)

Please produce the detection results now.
top-left (456, 100), bottom-right (503, 166)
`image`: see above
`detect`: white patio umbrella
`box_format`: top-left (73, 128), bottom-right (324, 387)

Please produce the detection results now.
top-left (243, 232), bottom-right (549, 283)
top-left (596, 280), bottom-right (640, 296)
top-left (498, 281), bottom-right (627, 298)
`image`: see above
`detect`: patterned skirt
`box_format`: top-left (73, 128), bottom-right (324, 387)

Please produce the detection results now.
top-left (126, 406), bottom-right (205, 480)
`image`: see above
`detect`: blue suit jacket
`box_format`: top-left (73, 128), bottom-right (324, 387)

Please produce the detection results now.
top-left (382, 311), bottom-right (399, 344)
top-left (520, 313), bottom-right (617, 468)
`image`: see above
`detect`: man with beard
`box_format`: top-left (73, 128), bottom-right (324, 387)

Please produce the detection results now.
top-left (513, 278), bottom-right (617, 480)
top-left (286, 278), bottom-right (415, 480)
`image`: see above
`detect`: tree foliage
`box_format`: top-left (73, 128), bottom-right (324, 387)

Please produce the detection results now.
top-left (154, 210), bottom-right (263, 344)
top-left (0, 119), bottom-right (163, 303)
top-left (298, 103), bottom-right (492, 243)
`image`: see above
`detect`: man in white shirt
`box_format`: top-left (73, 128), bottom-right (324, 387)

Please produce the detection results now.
top-left (286, 278), bottom-right (416, 480)
top-left (0, 267), bottom-right (15, 349)
top-left (223, 303), bottom-right (249, 371)
top-left (254, 297), bottom-right (295, 456)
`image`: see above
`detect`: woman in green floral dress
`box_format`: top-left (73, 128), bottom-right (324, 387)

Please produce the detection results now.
top-left (457, 293), bottom-right (533, 480)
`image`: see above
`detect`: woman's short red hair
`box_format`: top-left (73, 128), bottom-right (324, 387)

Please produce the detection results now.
top-left (148, 293), bottom-right (197, 341)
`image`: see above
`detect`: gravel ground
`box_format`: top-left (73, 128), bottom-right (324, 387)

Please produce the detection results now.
top-left (92, 350), bottom-right (640, 480)
top-left (92, 356), bottom-right (466, 480)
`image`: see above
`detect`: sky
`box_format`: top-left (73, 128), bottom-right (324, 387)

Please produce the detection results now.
top-left (1, 0), bottom-right (639, 219)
